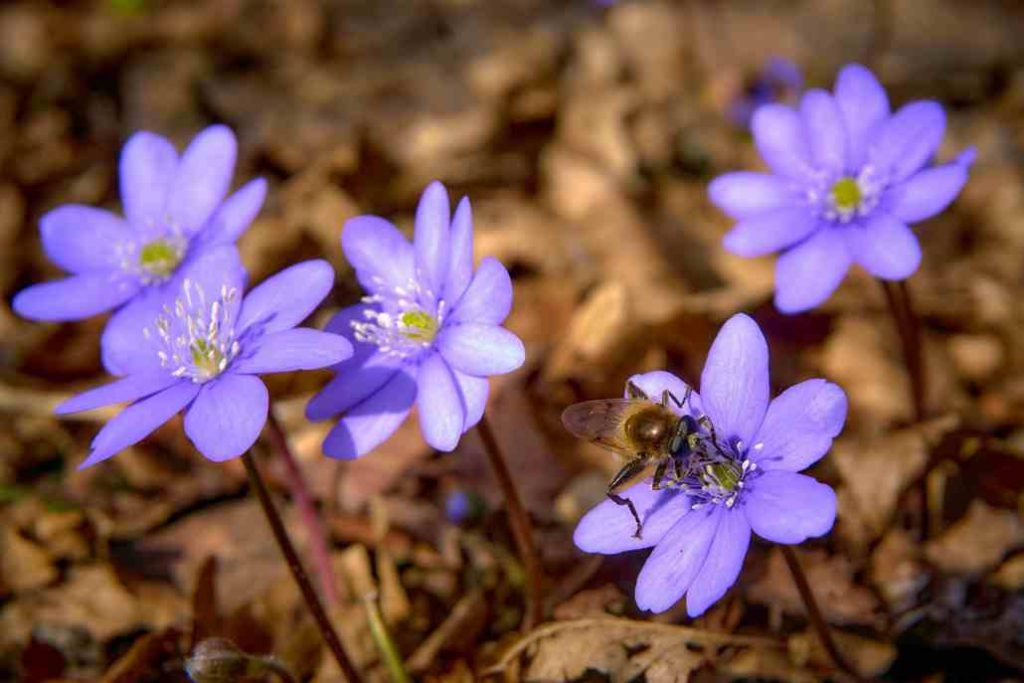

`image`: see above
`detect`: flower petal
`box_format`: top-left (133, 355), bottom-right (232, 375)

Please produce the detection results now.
top-left (773, 229), bottom-right (851, 313)
top-left (574, 480), bottom-right (692, 554)
top-left (40, 206), bottom-right (131, 273)
top-left (449, 257), bottom-right (513, 325)
top-left (416, 353), bottom-right (465, 451)
top-left (699, 314), bottom-right (769, 448)
top-left (708, 172), bottom-right (799, 220)
top-left (80, 381), bottom-right (199, 469)
top-left (444, 196), bottom-right (474, 304)
top-left (453, 368), bottom-right (489, 432)
top-left (834, 63), bottom-right (889, 169)
top-left (845, 212), bottom-right (921, 280)
top-left (887, 161), bottom-right (969, 224)
top-left (685, 510), bottom-right (751, 617)
top-left (101, 286), bottom-right (168, 376)
top-left (321, 369), bottom-right (418, 459)
top-left (868, 101), bottom-right (946, 183)
top-left (723, 207), bottom-right (820, 257)
top-left (635, 507), bottom-right (720, 613)
top-left (236, 260), bottom-right (334, 335)
top-left (341, 215), bottom-right (415, 294)
top-left (56, 371), bottom-right (179, 415)
top-left (799, 90), bottom-right (847, 174)
top-left (200, 177), bottom-right (267, 246)
top-left (183, 374), bottom-right (268, 462)
top-left (119, 131), bottom-right (178, 234)
top-left (232, 329), bottom-right (353, 375)
top-left (13, 272), bottom-right (139, 322)
top-left (751, 104), bottom-right (814, 180)
top-left (166, 125), bottom-right (237, 233)
top-left (437, 323), bottom-right (525, 376)
top-left (744, 471), bottom-right (837, 544)
top-left (414, 181), bottom-right (451, 301)
top-left (625, 371), bottom-right (701, 418)
top-left (751, 379), bottom-right (847, 472)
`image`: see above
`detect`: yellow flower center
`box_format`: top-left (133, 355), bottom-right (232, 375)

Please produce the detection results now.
top-left (830, 177), bottom-right (862, 212)
top-left (399, 310), bottom-right (439, 343)
top-left (138, 239), bottom-right (183, 280)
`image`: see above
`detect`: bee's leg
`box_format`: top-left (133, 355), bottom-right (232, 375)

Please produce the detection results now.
top-left (607, 492), bottom-right (643, 540)
top-left (607, 457), bottom-right (649, 538)
top-left (626, 381), bottom-right (649, 400)
top-left (662, 386), bottom-right (692, 411)
top-left (651, 461), bottom-right (668, 490)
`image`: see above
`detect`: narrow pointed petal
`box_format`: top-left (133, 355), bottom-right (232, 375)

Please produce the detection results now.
top-left (745, 471), bottom-right (836, 543)
top-left (708, 172), bottom-right (799, 220)
top-left (444, 196), bottom-right (474, 303)
top-left (868, 101), bottom-right (946, 183)
top-left (236, 260), bottom-right (333, 335)
top-left (414, 181), bottom-right (451, 299)
top-left (437, 323), bottom-right (525, 376)
top-left (56, 372), bottom-right (179, 415)
top-left (321, 369), bottom-right (418, 459)
top-left (416, 354), bottom-right (465, 451)
top-left (184, 374), bottom-right (268, 462)
top-left (723, 207), bottom-right (820, 257)
top-left (751, 104), bottom-right (814, 180)
top-left (752, 379), bottom-right (847, 472)
top-left (232, 329), bottom-right (353, 375)
top-left (201, 178), bottom-right (267, 245)
top-left (685, 510), bottom-right (751, 617)
top-left (700, 314), bottom-right (769, 448)
top-left (101, 286), bottom-right (168, 376)
top-left (13, 273), bottom-right (139, 322)
top-left (635, 507), bottom-right (720, 613)
top-left (774, 229), bottom-right (851, 313)
top-left (845, 212), bottom-right (921, 280)
top-left (574, 481), bottom-right (692, 554)
top-left (887, 162), bottom-right (969, 224)
top-left (40, 206), bottom-right (131, 273)
top-left (800, 90), bottom-right (847, 174)
top-left (80, 381), bottom-right (199, 469)
top-left (166, 125), bottom-right (237, 233)
top-left (834, 63), bottom-right (889, 169)
top-left (453, 368), bottom-right (489, 432)
top-left (626, 371), bottom-right (702, 418)
top-left (120, 131), bottom-right (178, 234)
top-left (449, 257), bottom-right (513, 325)
top-left (341, 216), bottom-right (415, 294)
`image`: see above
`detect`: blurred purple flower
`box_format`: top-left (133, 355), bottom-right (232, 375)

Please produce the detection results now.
top-left (13, 125), bottom-right (266, 374)
top-left (709, 63), bottom-right (975, 313)
top-left (728, 57), bottom-right (803, 129)
top-left (306, 181), bottom-right (525, 458)
top-left (56, 257), bottom-right (351, 468)
top-left (574, 314), bottom-right (845, 616)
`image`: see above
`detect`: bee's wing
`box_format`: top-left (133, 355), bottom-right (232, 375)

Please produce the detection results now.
top-left (561, 399), bottom-right (642, 455)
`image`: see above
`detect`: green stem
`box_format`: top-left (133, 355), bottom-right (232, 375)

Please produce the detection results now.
top-left (363, 593), bottom-right (411, 683)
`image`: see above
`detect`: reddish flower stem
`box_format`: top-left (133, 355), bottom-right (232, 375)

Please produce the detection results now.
top-left (264, 408), bottom-right (340, 607)
top-left (241, 451), bottom-right (363, 683)
top-left (476, 414), bottom-right (544, 630)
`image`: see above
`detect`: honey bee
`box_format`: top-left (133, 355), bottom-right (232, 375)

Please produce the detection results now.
top-left (562, 381), bottom-right (716, 538)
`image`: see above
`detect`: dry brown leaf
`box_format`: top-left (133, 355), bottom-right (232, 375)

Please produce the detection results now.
top-left (0, 525), bottom-right (57, 594)
top-left (925, 500), bottom-right (1024, 574)
top-left (789, 630), bottom-right (897, 679)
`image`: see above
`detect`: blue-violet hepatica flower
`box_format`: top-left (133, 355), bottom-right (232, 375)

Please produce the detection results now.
top-left (13, 125), bottom-right (266, 375)
top-left (728, 56), bottom-right (803, 129)
top-left (306, 181), bottom-right (525, 458)
top-left (574, 314), bottom-right (846, 617)
top-left (56, 257), bottom-right (352, 468)
top-left (710, 63), bottom-right (974, 313)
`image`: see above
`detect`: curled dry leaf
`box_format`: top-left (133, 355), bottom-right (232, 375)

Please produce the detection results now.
top-left (925, 500), bottom-right (1024, 575)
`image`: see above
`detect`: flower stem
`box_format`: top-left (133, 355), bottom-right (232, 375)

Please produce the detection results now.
top-left (241, 452), bottom-right (363, 683)
top-left (264, 407), bottom-right (340, 607)
top-left (780, 546), bottom-right (861, 681)
top-left (363, 592), bottom-right (411, 683)
top-left (476, 414), bottom-right (544, 630)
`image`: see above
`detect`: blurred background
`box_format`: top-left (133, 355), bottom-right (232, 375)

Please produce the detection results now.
top-left (2, 1), bottom-right (1023, 680)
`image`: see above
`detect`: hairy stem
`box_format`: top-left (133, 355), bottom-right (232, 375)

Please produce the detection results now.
top-left (781, 546), bottom-right (861, 681)
top-left (241, 452), bottom-right (363, 683)
top-left (265, 408), bottom-right (340, 606)
top-left (477, 414), bottom-right (544, 630)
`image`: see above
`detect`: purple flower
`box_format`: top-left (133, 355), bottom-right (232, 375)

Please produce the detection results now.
top-left (709, 63), bottom-right (974, 313)
top-left (728, 57), bottom-right (803, 129)
top-left (573, 314), bottom-right (845, 616)
top-left (13, 125), bottom-right (266, 374)
top-left (306, 181), bottom-right (525, 458)
top-left (55, 257), bottom-right (351, 468)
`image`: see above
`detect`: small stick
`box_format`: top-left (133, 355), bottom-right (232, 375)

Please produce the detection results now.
top-left (476, 414), bottom-right (544, 630)
top-left (241, 452), bottom-right (363, 683)
top-left (781, 546), bottom-right (862, 681)
top-left (265, 407), bottom-right (340, 606)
